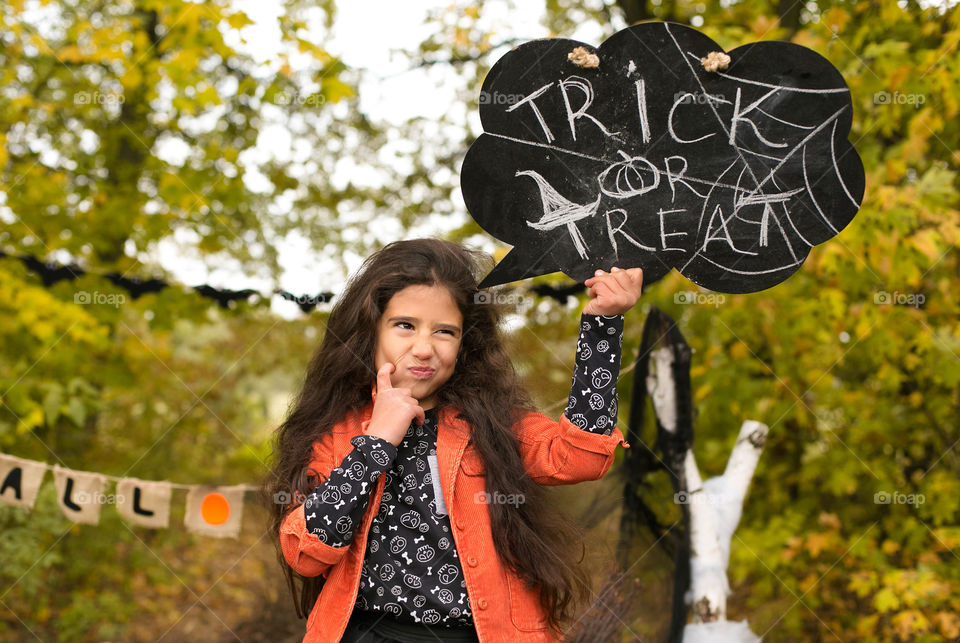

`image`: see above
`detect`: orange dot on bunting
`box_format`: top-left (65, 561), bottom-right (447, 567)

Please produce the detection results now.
top-left (200, 492), bottom-right (230, 525)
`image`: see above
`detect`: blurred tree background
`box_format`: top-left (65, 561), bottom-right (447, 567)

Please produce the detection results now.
top-left (1, 0), bottom-right (958, 641)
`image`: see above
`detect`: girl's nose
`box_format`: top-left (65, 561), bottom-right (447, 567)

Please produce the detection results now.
top-left (411, 337), bottom-right (434, 359)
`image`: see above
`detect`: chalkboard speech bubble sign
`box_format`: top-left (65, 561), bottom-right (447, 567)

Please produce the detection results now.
top-left (460, 22), bottom-right (865, 293)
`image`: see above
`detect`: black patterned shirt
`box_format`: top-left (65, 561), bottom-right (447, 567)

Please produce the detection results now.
top-left (563, 313), bottom-right (624, 435)
top-left (302, 312), bottom-right (624, 627)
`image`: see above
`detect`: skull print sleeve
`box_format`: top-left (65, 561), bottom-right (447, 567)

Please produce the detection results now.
top-left (563, 313), bottom-right (625, 435)
top-left (303, 435), bottom-right (398, 547)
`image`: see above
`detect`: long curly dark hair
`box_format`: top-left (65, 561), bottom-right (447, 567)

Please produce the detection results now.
top-left (260, 238), bottom-right (592, 636)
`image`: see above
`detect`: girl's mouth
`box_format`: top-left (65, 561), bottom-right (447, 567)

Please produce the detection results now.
top-left (409, 367), bottom-right (435, 378)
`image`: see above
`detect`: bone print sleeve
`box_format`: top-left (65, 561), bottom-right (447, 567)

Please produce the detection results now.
top-left (564, 313), bottom-right (624, 436)
top-left (303, 435), bottom-right (397, 548)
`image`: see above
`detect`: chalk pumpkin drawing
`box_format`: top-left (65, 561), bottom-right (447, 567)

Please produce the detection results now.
top-left (460, 22), bottom-right (866, 293)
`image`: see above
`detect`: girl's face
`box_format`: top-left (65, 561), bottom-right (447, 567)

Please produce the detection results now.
top-left (374, 284), bottom-right (463, 410)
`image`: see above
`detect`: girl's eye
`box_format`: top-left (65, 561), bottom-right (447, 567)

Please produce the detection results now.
top-left (394, 321), bottom-right (456, 336)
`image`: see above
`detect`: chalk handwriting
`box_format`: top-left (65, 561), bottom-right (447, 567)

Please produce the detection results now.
top-left (461, 22), bottom-right (866, 293)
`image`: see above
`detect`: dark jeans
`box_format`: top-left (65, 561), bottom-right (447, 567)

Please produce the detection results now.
top-left (340, 609), bottom-right (480, 643)
top-left (340, 613), bottom-right (399, 643)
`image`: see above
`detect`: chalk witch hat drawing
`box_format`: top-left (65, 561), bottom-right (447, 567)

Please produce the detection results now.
top-left (518, 170), bottom-right (602, 261)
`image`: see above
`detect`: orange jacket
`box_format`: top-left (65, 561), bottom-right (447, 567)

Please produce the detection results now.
top-left (280, 386), bottom-right (630, 643)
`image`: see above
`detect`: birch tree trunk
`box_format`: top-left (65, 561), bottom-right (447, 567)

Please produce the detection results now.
top-left (627, 307), bottom-right (768, 641)
top-left (614, 306), bottom-right (769, 641)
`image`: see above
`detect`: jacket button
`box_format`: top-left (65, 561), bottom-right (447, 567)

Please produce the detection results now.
top-left (478, 598), bottom-right (488, 610)
top-left (467, 556), bottom-right (478, 567)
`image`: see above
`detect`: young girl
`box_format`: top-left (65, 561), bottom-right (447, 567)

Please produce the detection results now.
top-left (265, 238), bottom-right (643, 642)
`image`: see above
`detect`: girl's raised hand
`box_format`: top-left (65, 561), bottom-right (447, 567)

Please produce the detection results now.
top-left (582, 266), bottom-right (644, 316)
top-left (366, 362), bottom-right (425, 447)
